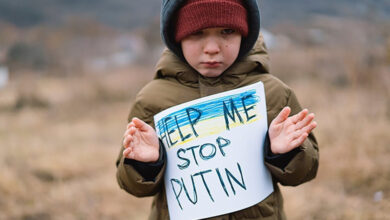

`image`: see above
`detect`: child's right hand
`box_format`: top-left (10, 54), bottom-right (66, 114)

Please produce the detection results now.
top-left (122, 117), bottom-right (160, 163)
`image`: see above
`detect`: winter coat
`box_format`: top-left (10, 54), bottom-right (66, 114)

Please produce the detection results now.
top-left (115, 35), bottom-right (319, 220)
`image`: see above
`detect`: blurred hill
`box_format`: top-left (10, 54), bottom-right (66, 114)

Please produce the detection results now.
top-left (0, 0), bottom-right (389, 28)
top-left (0, 0), bottom-right (160, 28)
top-left (261, 0), bottom-right (390, 26)
top-left (0, 0), bottom-right (389, 76)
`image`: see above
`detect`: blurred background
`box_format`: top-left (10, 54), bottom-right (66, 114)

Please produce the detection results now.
top-left (0, 0), bottom-right (389, 219)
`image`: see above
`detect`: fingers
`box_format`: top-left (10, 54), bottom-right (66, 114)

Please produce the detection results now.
top-left (122, 146), bottom-right (135, 159)
top-left (132, 117), bottom-right (150, 132)
top-left (289, 133), bottom-right (308, 149)
top-left (291, 109), bottom-right (308, 124)
top-left (122, 135), bottom-right (132, 151)
top-left (296, 113), bottom-right (315, 130)
top-left (289, 116), bottom-right (317, 149)
top-left (302, 121), bottom-right (317, 134)
top-left (127, 121), bottom-right (135, 129)
top-left (272, 107), bottom-right (291, 125)
top-left (122, 117), bottom-right (158, 161)
top-left (292, 120), bottom-right (317, 141)
top-left (123, 126), bottom-right (136, 138)
top-left (123, 126), bottom-right (136, 144)
top-left (289, 121), bottom-right (317, 148)
top-left (122, 128), bottom-right (137, 159)
top-left (123, 119), bottom-right (142, 147)
top-left (123, 147), bottom-right (131, 156)
top-left (291, 108), bottom-right (317, 134)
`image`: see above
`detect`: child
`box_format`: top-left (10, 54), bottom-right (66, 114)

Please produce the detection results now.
top-left (116, 0), bottom-right (319, 219)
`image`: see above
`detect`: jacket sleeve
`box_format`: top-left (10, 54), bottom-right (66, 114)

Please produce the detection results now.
top-left (123, 140), bottom-right (165, 181)
top-left (264, 89), bottom-right (319, 186)
top-left (115, 95), bottom-right (166, 197)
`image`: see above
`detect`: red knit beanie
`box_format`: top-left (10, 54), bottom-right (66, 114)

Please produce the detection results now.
top-left (175, 0), bottom-right (248, 42)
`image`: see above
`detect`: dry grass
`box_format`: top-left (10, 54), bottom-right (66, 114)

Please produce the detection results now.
top-left (269, 43), bottom-right (390, 219)
top-left (0, 67), bottom-right (153, 220)
top-left (0, 44), bottom-right (389, 220)
top-left (281, 81), bottom-right (390, 220)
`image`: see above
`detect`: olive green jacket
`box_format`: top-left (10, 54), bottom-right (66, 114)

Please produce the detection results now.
top-left (116, 36), bottom-right (319, 220)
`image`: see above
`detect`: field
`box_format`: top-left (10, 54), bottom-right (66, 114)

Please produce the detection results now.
top-left (0, 43), bottom-right (389, 220)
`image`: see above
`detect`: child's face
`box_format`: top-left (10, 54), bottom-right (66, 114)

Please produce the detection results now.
top-left (181, 27), bottom-right (242, 78)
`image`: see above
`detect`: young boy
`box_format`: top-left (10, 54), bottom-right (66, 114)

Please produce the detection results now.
top-left (116, 0), bottom-right (319, 219)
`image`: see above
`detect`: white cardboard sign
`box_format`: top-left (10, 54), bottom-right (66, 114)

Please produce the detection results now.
top-left (154, 82), bottom-right (274, 220)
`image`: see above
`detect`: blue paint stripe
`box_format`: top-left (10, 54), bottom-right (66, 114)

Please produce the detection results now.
top-left (156, 89), bottom-right (259, 137)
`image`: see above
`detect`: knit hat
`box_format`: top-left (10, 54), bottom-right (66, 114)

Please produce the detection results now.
top-left (160, 0), bottom-right (260, 61)
top-left (174, 0), bottom-right (248, 42)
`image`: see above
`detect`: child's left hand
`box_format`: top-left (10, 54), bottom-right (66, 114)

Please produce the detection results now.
top-left (269, 107), bottom-right (317, 154)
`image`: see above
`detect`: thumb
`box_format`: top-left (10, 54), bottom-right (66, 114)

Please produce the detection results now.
top-left (132, 117), bottom-right (150, 132)
top-left (272, 107), bottom-right (291, 125)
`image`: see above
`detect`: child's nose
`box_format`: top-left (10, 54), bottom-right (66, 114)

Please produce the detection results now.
top-left (203, 38), bottom-right (220, 55)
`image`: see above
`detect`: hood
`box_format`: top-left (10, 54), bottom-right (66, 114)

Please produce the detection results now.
top-left (154, 34), bottom-right (270, 88)
top-left (160, 0), bottom-right (261, 61)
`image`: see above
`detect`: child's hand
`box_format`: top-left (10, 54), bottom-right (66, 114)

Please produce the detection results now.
top-left (269, 107), bottom-right (317, 154)
top-left (122, 117), bottom-right (159, 163)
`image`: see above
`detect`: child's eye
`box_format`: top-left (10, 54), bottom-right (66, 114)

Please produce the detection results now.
top-left (221, 29), bottom-right (236, 35)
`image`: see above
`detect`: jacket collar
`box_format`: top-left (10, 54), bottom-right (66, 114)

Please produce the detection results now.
top-left (154, 35), bottom-right (270, 88)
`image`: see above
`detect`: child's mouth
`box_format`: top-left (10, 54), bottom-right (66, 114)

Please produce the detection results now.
top-left (201, 61), bottom-right (222, 68)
